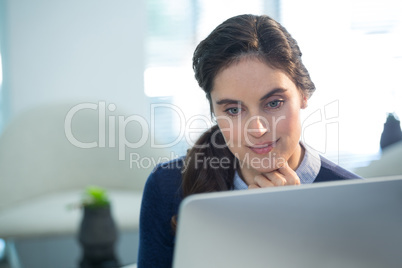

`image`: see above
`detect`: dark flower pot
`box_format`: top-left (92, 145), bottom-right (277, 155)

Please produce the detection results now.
top-left (78, 204), bottom-right (120, 268)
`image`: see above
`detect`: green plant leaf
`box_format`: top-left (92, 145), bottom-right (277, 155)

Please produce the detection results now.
top-left (82, 185), bottom-right (110, 208)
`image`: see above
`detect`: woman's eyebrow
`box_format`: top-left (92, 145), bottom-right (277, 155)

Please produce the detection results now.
top-left (215, 99), bottom-right (241, 105)
top-left (259, 88), bottom-right (287, 101)
top-left (215, 88), bottom-right (287, 105)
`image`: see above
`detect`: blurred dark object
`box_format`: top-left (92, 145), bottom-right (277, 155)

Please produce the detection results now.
top-left (79, 205), bottom-right (120, 268)
top-left (380, 113), bottom-right (402, 150)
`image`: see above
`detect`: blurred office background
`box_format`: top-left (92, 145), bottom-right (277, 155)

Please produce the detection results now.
top-left (0, 0), bottom-right (401, 267)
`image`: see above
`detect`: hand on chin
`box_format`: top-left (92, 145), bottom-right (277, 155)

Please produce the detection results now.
top-left (248, 161), bottom-right (301, 189)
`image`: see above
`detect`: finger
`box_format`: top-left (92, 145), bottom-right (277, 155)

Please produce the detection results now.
top-left (253, 174), bottom-right (276, 188)
top-left (261, 171), bottom-right (287, 186)
top-left (276, 161), bottom-right (290, 173)
top-left (277, 162), bottom-right (300, 185)
top-left (248, 184), bottom-right (260, 189)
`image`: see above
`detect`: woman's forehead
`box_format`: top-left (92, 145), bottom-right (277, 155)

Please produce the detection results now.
top-left (211, 58), bottom-right (297, 100)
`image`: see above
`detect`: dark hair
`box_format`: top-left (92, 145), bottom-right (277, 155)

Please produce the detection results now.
top-left (194, 14), bottom-right (315, 109)
top-left (173, 14), bottom-right (315, 230)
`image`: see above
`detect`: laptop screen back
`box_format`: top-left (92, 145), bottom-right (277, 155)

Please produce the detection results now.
top-left (173, 176), bottom-right (402, 268)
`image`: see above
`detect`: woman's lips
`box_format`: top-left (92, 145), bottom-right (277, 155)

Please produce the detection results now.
top-left (247, 139), bottom-right (279, 155)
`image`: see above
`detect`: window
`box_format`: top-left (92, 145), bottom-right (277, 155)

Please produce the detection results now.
top-left (281, 0), bottom-right (402, 168)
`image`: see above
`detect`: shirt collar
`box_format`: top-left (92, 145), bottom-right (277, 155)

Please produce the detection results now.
top-left (233, 171), bottom-right (248, 190)
top-left (296, 141), bottom-right (321, 184)
top-left (233, 142), bottom-right (321, 190)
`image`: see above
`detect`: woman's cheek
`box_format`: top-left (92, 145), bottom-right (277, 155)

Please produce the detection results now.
top-left (275, 107), bottom-right (300, 135)
top-left (218, 119), bottom-right (236, 146)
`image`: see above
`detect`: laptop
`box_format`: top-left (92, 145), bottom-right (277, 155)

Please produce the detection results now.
top-left (173, 176), bottom-right (402, 268)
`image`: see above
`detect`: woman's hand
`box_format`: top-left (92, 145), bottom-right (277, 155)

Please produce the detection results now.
top-left (248, 162), bottom-right (301, 189)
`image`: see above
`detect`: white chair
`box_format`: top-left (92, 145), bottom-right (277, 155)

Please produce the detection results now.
top-left (0, 102), bottom-right (171, 267)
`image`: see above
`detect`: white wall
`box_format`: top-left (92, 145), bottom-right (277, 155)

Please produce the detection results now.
top-left (4, 0), bottom-right (145, 119)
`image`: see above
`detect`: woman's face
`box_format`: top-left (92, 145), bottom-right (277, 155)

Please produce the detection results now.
top-left (211, 57), bottom-right (307, 179)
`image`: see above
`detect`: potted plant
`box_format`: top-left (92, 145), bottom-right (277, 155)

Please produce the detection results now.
top-left (78, 186), bottom-right (120, 268)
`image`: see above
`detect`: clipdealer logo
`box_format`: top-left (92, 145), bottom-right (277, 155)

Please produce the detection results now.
top-left (64, 100), bottom-right (341, 165)
top-left (64, 102), bottom-right (212, 161)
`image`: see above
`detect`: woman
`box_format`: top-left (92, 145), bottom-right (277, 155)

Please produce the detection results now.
top-left (138, 14), bottom-right (360, 267)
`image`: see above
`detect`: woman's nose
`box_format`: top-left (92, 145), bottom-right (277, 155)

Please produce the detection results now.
top-left (247, 116), bottom-right (269, 138)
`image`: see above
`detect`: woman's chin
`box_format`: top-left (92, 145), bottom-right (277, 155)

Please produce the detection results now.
top-left (247, 156), bottom-right (286, 172)
top-left (236, 153), bottom-right (288, 175)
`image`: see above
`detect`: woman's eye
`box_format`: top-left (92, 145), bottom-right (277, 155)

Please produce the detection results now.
top-left (225, 107), bottom-right (242, 115)
top-left (266, 100), bottom-right (284, 109)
